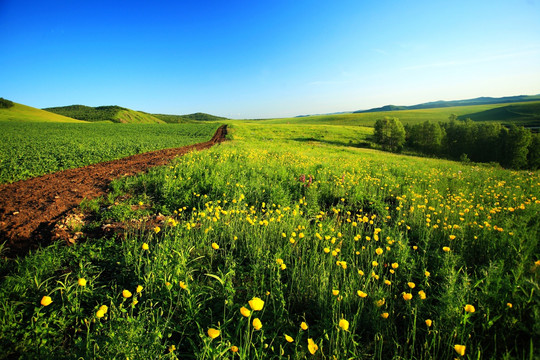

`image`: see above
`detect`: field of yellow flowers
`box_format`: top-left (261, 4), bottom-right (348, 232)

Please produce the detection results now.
top-left (0, 122), bottom-right (539, 359)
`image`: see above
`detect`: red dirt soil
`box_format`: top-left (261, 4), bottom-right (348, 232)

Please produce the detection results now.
top-left (0, 125), bottom-right (227, 257)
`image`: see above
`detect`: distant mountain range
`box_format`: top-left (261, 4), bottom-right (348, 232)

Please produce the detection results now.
top-left (354, 94), bottom-right (540, 113)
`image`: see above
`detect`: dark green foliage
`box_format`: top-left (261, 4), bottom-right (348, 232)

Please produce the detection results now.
top-left (500, 125), bottom-right (532, 169)
top-left (0, 97), bottom-right (14, 109)
top-left (406, 120), bottom-right (444, 154)
top-left (44, 105), bottom-right (127, 122)
top-left (403, 120), bottom-right (538, 169)
top-left (373, 117), bottom-right (406, 152)
top-left (527, 134), bottom-right (540, 170)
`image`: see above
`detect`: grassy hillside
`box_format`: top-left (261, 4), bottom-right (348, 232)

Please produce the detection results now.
top-left (44, 105), bottom-right (165, 124)
top-left (459, 102), bottom-right (540, 127)
top-left (356, 94), bottom-right (540, 113)
top-left (257, 101), bottom-right (540, 127)
top-left (154, 112), bottom-right (228, 123)
top-left (0, 102), bottom-right (85, 123)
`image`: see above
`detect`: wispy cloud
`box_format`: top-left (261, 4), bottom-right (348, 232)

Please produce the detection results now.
top-left (402, 48), bottom-right (540, 71)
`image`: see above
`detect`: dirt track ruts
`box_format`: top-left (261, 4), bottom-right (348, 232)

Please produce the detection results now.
top-left (0, 125), bottom-right (227, 256)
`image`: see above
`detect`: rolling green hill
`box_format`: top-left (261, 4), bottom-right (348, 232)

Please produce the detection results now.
top-left (0, 101), bottom-right (86, 123)
top-left (254, 101), bottom-right (540, 127)
top-left (44, 105), bottom-right (165, 124)
top-left (153, 112), bottom-right (228, 123)
top-left (355, 94), bottom-right (540, 113)
top-left (458, 102), bottom-right (540, 127)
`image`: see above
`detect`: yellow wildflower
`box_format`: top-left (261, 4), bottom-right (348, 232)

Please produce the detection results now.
top-left (391, 262), bottom-right (399, 269)
top-left (381, 312), bottom-right (389, 319)
top-left (332, 289), bottom-right (339, 296)
top-left (179, 281), bottom-right (188, 290)
top-left (153, 226), bottom-right (160, 234)
top-left (248, 297), bottom-right (265, 311)
top-left (375, 247), bottom-right (383, 255)
top-left (425, 319), bottom-right (432, 327)
top-left (142, 243), bottom-right (149, 250)
top-left (307, 338), bottom-right (318, 354)
top-left (357, 290), bottom-right (367, 298)
top-left (454, 344), bottom-right (466, 356)
top-left (230, 345), bottom-right (239, 352)
top-left (408, 282), bottom-right (416, 289)
top-left (211, 242), bottom-right (219, 250)
top-left (418, 290), bottom-right (426, 300)
top-left (136, 285), bottom-right (143, 293)
top-left (300, 321), bottom-right (308, 330)
top-left (252, 318), bottom-right (262, 330)
top-left (122, 290), bottom-right (132, 298)
top-left (284, 334), bottom-right (294, 343)
top-left (443, 246), bottom-right (451, 252)
top-left (240, 306), bottom-right (251, 317)
top-left (78, 278), bottom-right (87, 286)
top-left (41, 296), bottom-right (52, 306)
top-left (464, 304), bottom-right (475, 313)
top-left (402, 293), bottom-right (413, 301)
top-left (338, 318), bottom-right (349, 331)
top-left (207, 328), bottom-right (220, 339)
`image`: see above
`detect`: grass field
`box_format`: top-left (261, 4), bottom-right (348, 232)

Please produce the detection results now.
top-left (252, 101), bottom-right (540, 127)
top-left (0, 122), bottom-right (220, 183)
top-left (1, 122), bottom-right (538, 359)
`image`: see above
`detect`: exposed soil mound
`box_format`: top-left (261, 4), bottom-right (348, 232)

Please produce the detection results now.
top-left (0, 125), bottom-right (227, 256)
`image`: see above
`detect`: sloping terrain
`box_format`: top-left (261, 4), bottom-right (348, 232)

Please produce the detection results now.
top-left (0, 102), bottom-right (85, 123)
top-left (152, 112), bottom-right (229, 123)
top-left (44, 105), bottom-right (165, 123)
top-left (355, 94), bottom-right (540, 113)
top-left (458, 102), bottom-right (540, 127)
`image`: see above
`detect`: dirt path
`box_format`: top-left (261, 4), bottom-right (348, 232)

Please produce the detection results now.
top-left (0, 125), bottom-right (227, 256)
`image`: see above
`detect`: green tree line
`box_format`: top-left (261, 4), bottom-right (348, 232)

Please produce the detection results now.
top-left (374, 117), bottom-right (539, 169)
top-left (44, 105), bottom-right (127, 122)
top-left (0, 97), bottom-right (14, 109)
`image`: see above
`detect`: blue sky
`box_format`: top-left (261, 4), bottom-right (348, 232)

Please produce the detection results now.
top-left (1, 0), bottom-right (539, 118)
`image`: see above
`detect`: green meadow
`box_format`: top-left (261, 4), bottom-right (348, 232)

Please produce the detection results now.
top-left (1, 121), bottom-right (538, 359)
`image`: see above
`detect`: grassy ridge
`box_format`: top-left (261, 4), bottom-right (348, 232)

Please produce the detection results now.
top-left (0, 102), bottom-right (86, 123)
top-left (1, 122), bottom-right (538, 359)
top-left (459, 103), bottom-right (540, 127)
top-left (44, 105), bottom-right (165, 124)
top-left (256, 101), bottom-right (540, 127)
top-left (0, 122), bottom-right (220, 183)
top-left (154, 112), bottom-right (228, 124)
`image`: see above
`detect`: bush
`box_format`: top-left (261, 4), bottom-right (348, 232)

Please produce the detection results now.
top-left (0, 97), bottom-right (14, 109)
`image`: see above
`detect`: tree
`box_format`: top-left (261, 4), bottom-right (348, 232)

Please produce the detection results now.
top-left (500, 125), bottom-right (532, 169)
top-left (527, 133), bottom-right (540, 170)
top-left (0, 97), bottom-right (14, 109)
top-left (374, 117), bottom-right (406, 152)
